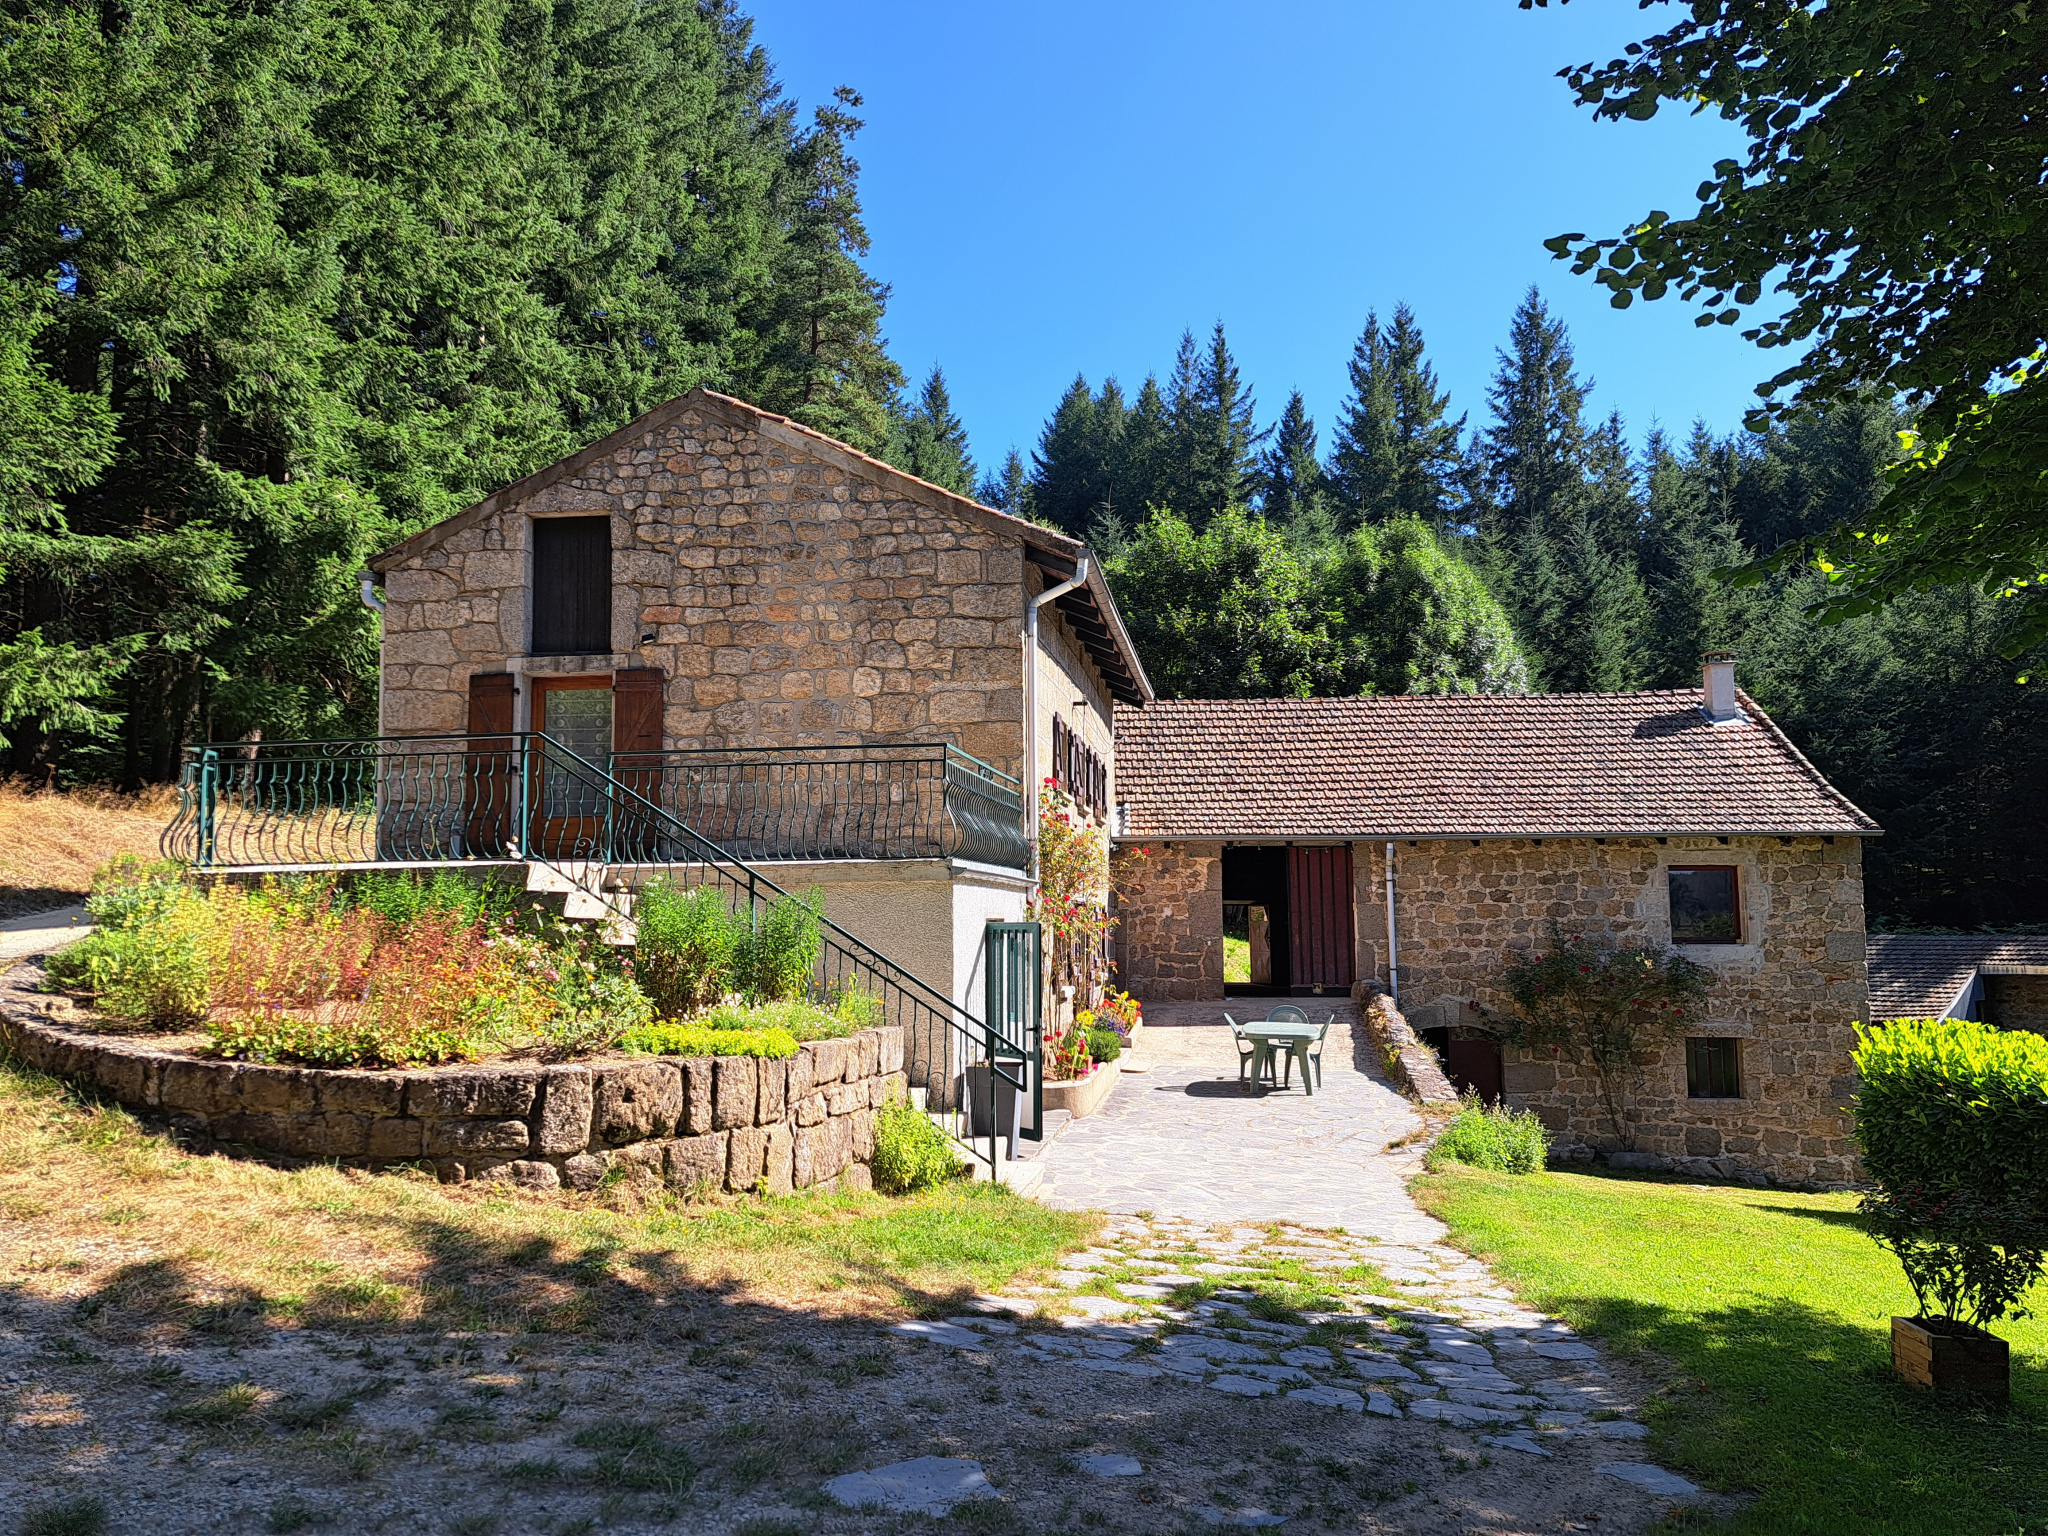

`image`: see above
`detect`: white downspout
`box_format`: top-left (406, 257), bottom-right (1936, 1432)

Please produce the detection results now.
top-left (1384, 840), bottom-right (1400, 1006)
top-left (357, 569), bottom-right (386, 734)
top-left (1023, 552), bottom-right (1091, 889)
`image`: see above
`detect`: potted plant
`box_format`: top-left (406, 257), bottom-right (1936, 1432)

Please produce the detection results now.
top-left (1041, 1021), bottom-right (1120, 1118)
top-left (1854, 1019), bottom-right (2048, 1403)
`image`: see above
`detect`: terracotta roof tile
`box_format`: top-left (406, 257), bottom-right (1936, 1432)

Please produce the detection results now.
top-left (1111, 690), bottom-right (1877, 840)
top-left (1866, 933), bottom-right (2048, 1020)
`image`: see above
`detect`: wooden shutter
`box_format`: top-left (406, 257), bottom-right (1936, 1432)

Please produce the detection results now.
top-left (610, 667), bottom-right (666, 848)
top-left (532, 516), bottom-right (611, 654)
top-left (1287, 844), bottom-right (1355, 990)
top-left (1051, 714), bottom-right (1066, 790)
top-left (465, 672), bottom-right (518, 855)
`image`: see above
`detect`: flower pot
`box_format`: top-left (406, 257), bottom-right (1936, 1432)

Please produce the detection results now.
top-left (1891, 1315), bottom-right (2010, 1401)
top-left (1042, 1060), bottom-right (1121, 1119)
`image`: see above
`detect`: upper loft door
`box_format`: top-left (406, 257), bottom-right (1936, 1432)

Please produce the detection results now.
top-left (532, 516), bottom-right (611, 655)
top-left (1287, 844), bottom-right (1354, 994)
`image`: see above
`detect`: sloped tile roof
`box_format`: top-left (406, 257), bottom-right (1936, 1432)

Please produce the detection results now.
top-left (1111, 690), bottom-right (1877, 840)
top-left (1866, 933), bottom-right (2048, 1020)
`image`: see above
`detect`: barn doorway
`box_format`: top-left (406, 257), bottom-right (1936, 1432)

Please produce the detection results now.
top-left (1222, 846), bottom-right (1289, 996)
top-left (1420, 1028), bottom-right (1505, 1103)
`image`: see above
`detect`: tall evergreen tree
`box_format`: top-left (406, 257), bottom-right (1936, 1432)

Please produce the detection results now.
top-left (1327, 304), bottom-right (1464, 529)
top-left (1160, 324), bottom-right (1261, 525)
top-left (1256, 391), bottom-right (1325, 526)
top-left (887, 367), bottom-right (976, 494)
top-left (976, 448), bottom-right (1028, 514)
top-left (1477, 288), bottom-right (1588, 542)
top-left (1028, 376), bottom-right (1113, 536)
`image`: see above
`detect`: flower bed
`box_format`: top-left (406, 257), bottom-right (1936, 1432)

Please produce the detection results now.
top-left (44, 860), bottom-right (869, 1069)
top-left (1, 959), bottom-right (904, 1193)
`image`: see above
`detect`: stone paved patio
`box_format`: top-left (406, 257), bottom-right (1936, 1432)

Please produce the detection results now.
top-left (1035, 1001), bottom-right (1437, 1238)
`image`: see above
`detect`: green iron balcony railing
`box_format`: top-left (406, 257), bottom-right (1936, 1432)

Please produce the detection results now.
top-left (162, 736), bottom-right (1025, 871)
top-left (609, 745), bottom-right (1026, 870)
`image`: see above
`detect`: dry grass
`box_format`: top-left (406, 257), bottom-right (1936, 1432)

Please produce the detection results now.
top-left (0, 1052), bottom-right (1092, 1348)
top-left (0, 779), bottom-right (178, 917)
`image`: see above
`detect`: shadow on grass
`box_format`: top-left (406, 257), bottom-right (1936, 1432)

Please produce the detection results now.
top-left (1549, 1290), bottom-right (2047, 1536)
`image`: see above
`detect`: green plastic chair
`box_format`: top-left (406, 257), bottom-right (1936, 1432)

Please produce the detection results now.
top-left (1223, 1012), bottom-right (1259, 1086)
top-left (1300, 1015), bottom-right (1333, 1090)
top-left (1270, 1003), bottom-right (1309, 1023)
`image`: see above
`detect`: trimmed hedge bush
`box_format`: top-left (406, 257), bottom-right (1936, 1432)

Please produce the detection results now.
top-left (1853, 1019), bottom-right (2048, 1325)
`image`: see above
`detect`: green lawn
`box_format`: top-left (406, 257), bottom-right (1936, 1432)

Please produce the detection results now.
top-left (1417, 1165), bottom-right (2048, 1536)
top-left (1224, 933), bottom-right (1251, 983)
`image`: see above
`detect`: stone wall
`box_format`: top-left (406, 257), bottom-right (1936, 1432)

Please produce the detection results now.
top-left (1114, 841), bottom-right (1223, 1001)
top-left (376, 398), bottom-right (1118, 788)
top-left (0, 964), bottom-right (901, 1195)
top-left (1986, 974), bottom-right (2048, 1037)
top-left (1358, 990), bottom-right (1457, 1106)
top-left (1381, 835), bottom-right (1868, 1186)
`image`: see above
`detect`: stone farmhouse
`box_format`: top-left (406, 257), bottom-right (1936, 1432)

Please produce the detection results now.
top-left (1110, 666), bottom-right (1881, 1185)
top-left (363, 389), bottom-right (1896, 1185)
top-left (367, 387), bottom-right (1150, 1033)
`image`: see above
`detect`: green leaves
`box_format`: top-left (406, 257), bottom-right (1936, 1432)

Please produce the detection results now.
top-left (1532, 0), bottom-right (2048, 639)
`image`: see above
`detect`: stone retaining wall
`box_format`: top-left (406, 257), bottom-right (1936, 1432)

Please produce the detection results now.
top-left (1357, 989), bottom-right (1458, 1106)
top-left (0, 963), bottom-right (901, 1195)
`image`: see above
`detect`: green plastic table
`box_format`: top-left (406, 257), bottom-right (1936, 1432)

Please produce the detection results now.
top-left (1243, 1021), bottom-right (1319, 1095)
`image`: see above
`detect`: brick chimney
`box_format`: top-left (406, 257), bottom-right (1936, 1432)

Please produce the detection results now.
top-left (1701, 650), bottom-right (1740, 723)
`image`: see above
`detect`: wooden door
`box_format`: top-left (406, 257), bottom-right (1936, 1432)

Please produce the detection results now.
top-left (1287, 844), bottom-right (1354, 992)
top-left (609, 667), bottom-right (666, 859)
top-left (464, 672), bottom-right (517, 857)
top-left (534, 676), bottom-right (612, 858)
top-left (1445, 1037), bottom-right (1504, 1104)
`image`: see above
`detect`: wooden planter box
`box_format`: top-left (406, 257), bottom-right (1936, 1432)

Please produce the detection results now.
top-left (1043, 1060), bottom-right (1121, 1119)
top-left (1891, 1315), bottom-right (2010, 1401)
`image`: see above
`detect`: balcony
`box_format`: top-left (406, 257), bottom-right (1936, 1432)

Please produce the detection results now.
top-left (163, 736), bottom-right (1028, 873)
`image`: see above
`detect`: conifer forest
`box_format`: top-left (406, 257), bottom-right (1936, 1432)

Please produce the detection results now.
top-left (2, 0), bottom-right (2042, 932)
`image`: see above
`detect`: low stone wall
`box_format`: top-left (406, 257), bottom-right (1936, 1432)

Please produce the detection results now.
top-left (1357, 988), bottom-right (1458, 1106)
top-left (0, 963), bottom-right (901, 1195)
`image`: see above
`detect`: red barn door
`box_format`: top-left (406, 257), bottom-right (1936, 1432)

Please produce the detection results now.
top-left (1287, 844), bottom-right (1354, 992)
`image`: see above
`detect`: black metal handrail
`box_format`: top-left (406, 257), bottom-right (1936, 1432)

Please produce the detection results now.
top-left (160, 733), bottom-right (1035, 1172)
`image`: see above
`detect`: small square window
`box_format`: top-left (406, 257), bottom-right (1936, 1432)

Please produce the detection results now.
top-left (1687, 1037), bottom-right (1742, 1099)
top-left (1669, 865), bottom-right (1741, 944)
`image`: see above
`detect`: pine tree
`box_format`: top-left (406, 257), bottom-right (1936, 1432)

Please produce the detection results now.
top-left (1328, 305), bottom-right (1464, 529)
top-left (1111, 375), bottom-right (1169, 518)
top-left (1160, 324), bottom-right (1262, 526)
top-left (1257, 391), bottom-right (1328, 530)
top-left (1479, 288), bottom-right (1589, 542)
top-left (1029, 376), bottom-right (1113, 535)
top-left (887, 367), bottom-right (976, 494)
top-left (976, 448), bottom-right (1028, 514)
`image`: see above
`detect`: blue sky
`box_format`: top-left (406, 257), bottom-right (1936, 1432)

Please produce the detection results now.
top-left (751, 0), bottom-right (1772, 477)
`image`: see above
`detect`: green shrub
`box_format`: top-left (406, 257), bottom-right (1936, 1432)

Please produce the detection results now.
top-left (618, 1022), bottom-right (799, 1059)
top-left (1853, 1018), bottom-right (2048, 1326)
top-left (49, 870), bottom-right (215, 1029)
top-left (1083, 1025), bottom-right (1122, 1065)
top-left (1486, 925), bottom-right (1712, 1149)
top-left (631, 881), bottom-right (741, 1017)
top-left (690, 993), bottom-right (872, 1042)
top-left (735, 887), bottom-right (823, 1002)
top-left (349, 867), bottom-right (515, 928)
top-left (871, 1090), bottom-right (960, 1194)
top-left (1427, 1096), bottom-right (1549, 1175)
